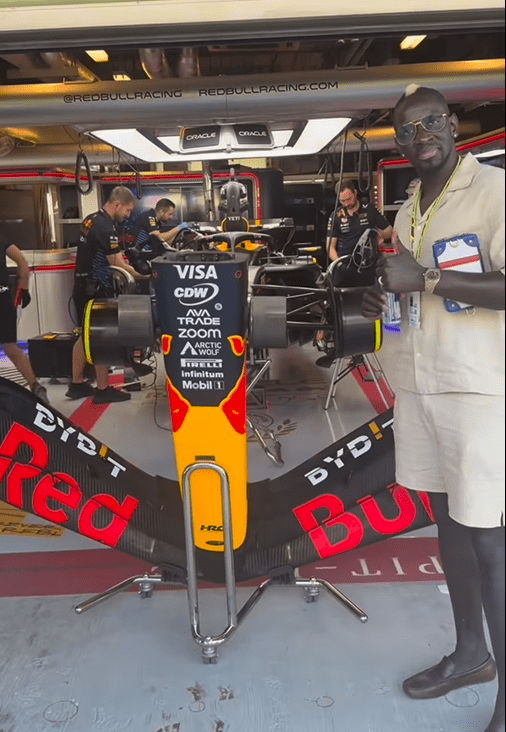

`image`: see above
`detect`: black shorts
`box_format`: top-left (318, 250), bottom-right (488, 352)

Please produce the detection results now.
top-left (73, 281), bottom-right (114, 326)
top-left (0, 291), bottom-right (17, 344)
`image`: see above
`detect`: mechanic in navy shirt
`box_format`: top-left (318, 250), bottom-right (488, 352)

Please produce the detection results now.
top-left (0, 226), bottom-right (48, 402)
top-left (133, 198), bottom-right (187, 256)
top-left (328, 180), bottom-right (392, 286)
top-left (67, 186), bottom-right (149, 404)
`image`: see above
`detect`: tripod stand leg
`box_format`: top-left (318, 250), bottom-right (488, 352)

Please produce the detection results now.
top-left (325, 358), bottom-right (344, 410)
top-left (369, 352), bottom-right (395, 400)
top-left (296, 578), bottom-right (368, 622)
top-left (74, 574), bottom-right (165, 614)
top-left (363, 354), bottom-right (390, 411)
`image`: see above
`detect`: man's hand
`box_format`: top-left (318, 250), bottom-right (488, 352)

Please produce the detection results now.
top-left (362, 288), bottom-right (387, 319)
top-left (20, 289), bottom-right (31, 308)
top-left (376, 237), bottom-right (426, 293)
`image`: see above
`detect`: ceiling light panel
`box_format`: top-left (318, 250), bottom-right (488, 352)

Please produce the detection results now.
top-left (92, 118), bottom-right (351, 163)
top-left (400, 35), bottom-right (427, 51)
top-left (91, 130), bottom-right (168, 162)
top-left (86, 50), bottom-right (109, 63)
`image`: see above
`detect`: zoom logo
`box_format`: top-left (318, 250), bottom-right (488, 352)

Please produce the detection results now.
top-left (174, 283), bottom-right (220, 307)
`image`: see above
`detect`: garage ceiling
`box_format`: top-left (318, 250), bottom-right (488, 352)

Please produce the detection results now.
top-left (0, 26), bottom-right (504, 172)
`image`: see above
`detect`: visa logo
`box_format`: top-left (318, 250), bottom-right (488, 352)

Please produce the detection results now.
top-left (175, 264), bottom-right (218, 280)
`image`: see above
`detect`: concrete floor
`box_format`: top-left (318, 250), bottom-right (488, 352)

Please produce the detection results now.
top-left (0, 584), bottom-right (498, 732)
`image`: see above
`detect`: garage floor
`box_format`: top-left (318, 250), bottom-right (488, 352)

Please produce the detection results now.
top-left (0, 338), bottom-right (499, 732)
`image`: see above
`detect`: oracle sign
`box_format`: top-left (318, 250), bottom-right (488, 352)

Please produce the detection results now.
top-left (232, 124), bottom-right (273, 147)
top-left (180, 125), bottom-right (222, 151)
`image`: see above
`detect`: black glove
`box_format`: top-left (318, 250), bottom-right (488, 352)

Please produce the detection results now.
top-left (124, 248), bottom-right (152, 276)
top-left (20, 289), bottom-right (31, 309)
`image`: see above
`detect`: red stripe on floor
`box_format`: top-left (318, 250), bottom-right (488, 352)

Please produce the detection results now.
top-left (0, 538), bottom-right (443, 598)
top-left (69, 374), bottom-right (124, 432)
top-left (352, 365), bottom-right (395, 415)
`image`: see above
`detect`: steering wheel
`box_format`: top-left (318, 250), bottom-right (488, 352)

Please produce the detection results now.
top-left (172, 227), bottom-right (209, 251)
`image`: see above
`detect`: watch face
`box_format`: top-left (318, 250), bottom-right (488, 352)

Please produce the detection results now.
top-left (427, 270), bottom-right (439, 281)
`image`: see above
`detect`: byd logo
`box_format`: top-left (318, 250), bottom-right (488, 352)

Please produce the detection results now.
top-left (0, 423), bottom-right (139, 548)
top-left (293, 487), bottom-right (434, 560)
top-left (174, 284), bottom-right (220, 307)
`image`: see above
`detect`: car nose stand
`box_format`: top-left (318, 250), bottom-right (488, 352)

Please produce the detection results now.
top-left (75, 458), bottom-right (368, 664)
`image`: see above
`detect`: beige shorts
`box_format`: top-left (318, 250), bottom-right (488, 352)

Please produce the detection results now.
top-left (394, 389), bottom-right (505, 529)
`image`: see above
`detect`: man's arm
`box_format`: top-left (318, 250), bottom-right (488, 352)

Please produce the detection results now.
top-left (370, 206), bottom-right (393, 242)
top-left (158, 223), bottom-right (188, 246)
top-left (328, 236), bottom-right (339, 262)
top-left (6, 245), bottom-right (30, 289)
top-left (107, 253), bottom-right (150, 280)
top-left (377, 240), bottom-right (505, 311)
top-left (377, 224), bottom-right (393, 241)
top-left (432, 270), bottom-right (505, 311)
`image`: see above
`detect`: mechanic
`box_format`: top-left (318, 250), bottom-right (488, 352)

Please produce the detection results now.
top-left (66, 186), bottom-right (150, 404)
top-left (362, 85), bottom-right (505, 732)
top-left (0, 227), bottom-right (48, 404)
top-left (133, 198), bottom-right (188, 256)
top-left (328, 180), bottom-right (392, 286)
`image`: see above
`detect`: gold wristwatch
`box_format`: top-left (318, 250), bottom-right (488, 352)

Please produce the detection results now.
top-left (423, 268), bottom-right (441, 295)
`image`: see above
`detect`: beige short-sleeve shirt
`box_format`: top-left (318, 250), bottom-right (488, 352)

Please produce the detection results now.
top-left (389, 154), bottom-right (505, 396)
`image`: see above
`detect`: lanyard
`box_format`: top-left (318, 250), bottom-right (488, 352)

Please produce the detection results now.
top-left (410, 158), bottom-right (462, 262)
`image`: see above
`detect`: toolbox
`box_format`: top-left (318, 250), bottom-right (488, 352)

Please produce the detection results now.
top-left (28, 333), bottom-right (79, 379)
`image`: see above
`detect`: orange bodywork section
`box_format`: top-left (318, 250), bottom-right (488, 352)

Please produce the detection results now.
top-left (166, 376), bottom-right (248, 552)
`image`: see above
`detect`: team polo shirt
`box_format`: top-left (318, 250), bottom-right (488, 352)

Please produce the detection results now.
top-left (133, 208), bottom-right (160, 250)
top-left (330, 202), bottom-right (390, 257)
top-left (74, 209), bottom-right (121, 292)
top-left (388, 153), bottom-right (505, 396)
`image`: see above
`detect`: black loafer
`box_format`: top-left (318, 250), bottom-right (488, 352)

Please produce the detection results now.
top-left (403, 654), bottom-right (496, 700)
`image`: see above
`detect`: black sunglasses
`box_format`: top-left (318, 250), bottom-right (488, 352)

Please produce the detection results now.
top-left (395, 114), bottom-right (449, 146)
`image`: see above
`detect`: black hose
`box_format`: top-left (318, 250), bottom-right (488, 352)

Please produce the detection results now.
top-left (354, 131), bottom-right (373, 197)
top-left (135, 165), bottom-right (143, 200)
top-left (326, 132), bottom-right (347, 268)
top-left (75, 150), bottom-right (93, 195)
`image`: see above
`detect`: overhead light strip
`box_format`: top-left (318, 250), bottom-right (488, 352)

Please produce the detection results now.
top-left (474, 148), bottom-right (505, 158)
top-left (86, 50), bottom-right (109, 63)
top-left (91, 119), bottom-right (351, 163)
top-left (400, 35), bottom-right (427, 50)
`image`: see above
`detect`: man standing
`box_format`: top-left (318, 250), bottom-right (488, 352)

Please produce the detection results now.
top-left (133, 198), bottom-right (187, 256)
top-left (66, 186), bottom-right (149, 404)
top-left (363, 85), bottom-right (505, 732)
top-left (328, 180), bottom-right (392, 286)
top-left (0, 228), bottom-right (48, 403)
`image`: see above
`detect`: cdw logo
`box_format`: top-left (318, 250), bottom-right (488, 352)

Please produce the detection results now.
top-left (0, 423), bottom-right (139, 548)
top-left (174, 284), bottom-right (219, 307)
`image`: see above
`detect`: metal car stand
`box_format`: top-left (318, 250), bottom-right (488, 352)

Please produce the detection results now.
top-left (75, 460), bottom-right (368, 664)
top-left (324, 352), bottom-right (395, 411)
